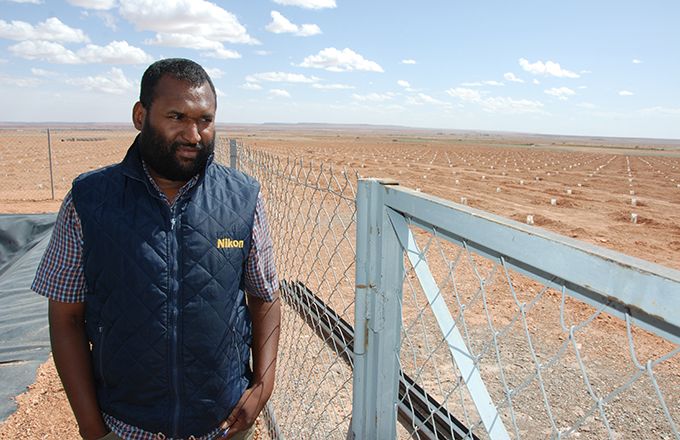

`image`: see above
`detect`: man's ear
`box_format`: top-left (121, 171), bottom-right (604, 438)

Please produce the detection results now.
top-left (132, 101), bottom-right (145, 130)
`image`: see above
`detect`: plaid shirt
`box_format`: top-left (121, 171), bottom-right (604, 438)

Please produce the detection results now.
top-left (32, 162), bottom-right (279, 440)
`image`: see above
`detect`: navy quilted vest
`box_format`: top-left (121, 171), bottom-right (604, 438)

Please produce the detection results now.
top-left (71, 141), bottom-right (260, 438)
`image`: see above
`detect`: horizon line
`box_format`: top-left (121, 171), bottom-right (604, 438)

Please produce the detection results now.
top-left (0, 121), bottom-right (679, 143)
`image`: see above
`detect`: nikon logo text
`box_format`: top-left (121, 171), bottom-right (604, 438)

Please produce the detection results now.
top-left (217, 238), bottom-right (244, 249)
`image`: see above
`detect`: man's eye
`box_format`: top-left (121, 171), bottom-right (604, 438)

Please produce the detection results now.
top-left (170, 114), bottom-right (182, 120)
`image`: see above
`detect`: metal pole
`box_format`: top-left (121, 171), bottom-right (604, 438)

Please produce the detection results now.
top-left (47, 128), bottom-right (55, 200)
top-left (351, 178), bottom-right (403, 439)
top-left (229, 138), bottom-right (238, 169)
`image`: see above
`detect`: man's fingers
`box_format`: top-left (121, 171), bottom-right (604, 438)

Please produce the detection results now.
top-left (220, 397), bottom-right (246, 438)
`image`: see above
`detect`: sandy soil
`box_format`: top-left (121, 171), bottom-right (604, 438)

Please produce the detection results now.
top-left (230, 127), bottom-right (680, 271)
top-left (1, 126), bottom-right (678, 439)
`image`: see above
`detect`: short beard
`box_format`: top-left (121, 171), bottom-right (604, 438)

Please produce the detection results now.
top-left (137, 117), bottom-right (214, 182)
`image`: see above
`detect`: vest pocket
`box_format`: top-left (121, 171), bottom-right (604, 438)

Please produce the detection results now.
top-left (232, 326), bottom-right (242, 367)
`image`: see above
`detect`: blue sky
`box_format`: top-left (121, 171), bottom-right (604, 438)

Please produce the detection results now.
top-left (1, 0), bottom-right (679, 139)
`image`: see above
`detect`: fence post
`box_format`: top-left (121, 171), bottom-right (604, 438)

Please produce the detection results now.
top-left (47, 128), bottom-right (55, 200)
top-left (229, 138), bottom-right (238, 169)
top-left (351, 178), bottom-right (404, 439)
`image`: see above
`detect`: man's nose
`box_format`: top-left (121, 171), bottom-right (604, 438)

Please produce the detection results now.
top-left (182, 121), bottom-right (201, 145)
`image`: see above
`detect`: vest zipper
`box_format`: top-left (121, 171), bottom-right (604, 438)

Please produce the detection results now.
top-left (97, 325), bottom-right (107, 387)
top-left (167, 204), bottom-right (182, 436)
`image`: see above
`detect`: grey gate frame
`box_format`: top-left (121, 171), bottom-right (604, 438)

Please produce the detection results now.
top-left (350, 178), bottom-right (680, 439)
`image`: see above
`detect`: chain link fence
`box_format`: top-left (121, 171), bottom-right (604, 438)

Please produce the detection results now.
top-left (216, 138), bottom-right (360, 439)
top-left (2, 130), bottom-right (677, 438)
top-left (220, 139), bottom-right (678, 440)
top-left (352, 179), bottom-right (679, 439)
top-left (396, 220), bottom-right (679, 439)
top-left (0, 128), bottom-right (134, 202)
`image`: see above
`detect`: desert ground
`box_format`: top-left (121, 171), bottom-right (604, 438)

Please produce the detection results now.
top-left (2, 125), bottom-right (679, 269)
top-left (1, 124), bottom-right (678, 439)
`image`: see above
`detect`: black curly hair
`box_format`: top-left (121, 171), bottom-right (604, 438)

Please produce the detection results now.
top-left (139, 58), bottom-right (216, 109)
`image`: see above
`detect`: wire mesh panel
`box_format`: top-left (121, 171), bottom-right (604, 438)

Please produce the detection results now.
top-left (368, 181), bottom-right (680, 440)
top-left (398, 226), bottom-right (679, 439)
top-left (0, 129), bottom-right (53, 201)
top-left (0, 128), bottom-right (135, 201)
top-left (217, 139), bottom-right (359, 439)
top-left (215, 140), bottom-right (679, 439)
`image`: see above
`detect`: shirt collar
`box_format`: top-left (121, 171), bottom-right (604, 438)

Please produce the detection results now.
top-left (141, 159), bottom-right (200, 206)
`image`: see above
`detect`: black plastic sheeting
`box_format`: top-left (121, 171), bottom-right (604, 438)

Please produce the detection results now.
top-left (0, 213), bottom-right (56, 422)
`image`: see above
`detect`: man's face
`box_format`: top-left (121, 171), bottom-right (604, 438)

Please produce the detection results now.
top-left (136, 75), bottom-right (216, 182)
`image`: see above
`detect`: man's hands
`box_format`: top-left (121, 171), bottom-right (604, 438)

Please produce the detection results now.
top-left (217, 381), bottom-right (268, 439)
top-left (218, 293), bottom-right (281, 439)
top-left (49, 300), bottom-right (109, 440)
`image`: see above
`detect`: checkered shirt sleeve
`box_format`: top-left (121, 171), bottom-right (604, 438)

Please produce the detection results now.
top-left (243, 192), bottom-right (280, 302)
top-left (31, 191), bottom-right (87, 303)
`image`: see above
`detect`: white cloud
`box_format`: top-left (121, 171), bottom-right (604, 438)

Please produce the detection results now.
top-left (31, 68), bottom-right (58, 77)
top-left (272, 0), bottom-right (336, 9)
top-left (545, 86), bottom-right (575, 100)
top-left (118, 0), bottom-right (259, 47)
top-left (446, 87), bottom-right (482, 102)
top-left (397, 80), bottom-right (410, 88)
top-left (295, 24), bottom-right (320, 37)
top-left (401, 59), bottom-right (416, 65)
top-left (145, 34), bottom-right (241, 59)
top-left (0, 17), bottom-right (89, 43)
top-left (96, 12), bottom-right (118, 31)
top-left (447, 87), bottom-right (543, 113)
top-left (204, 47), bottom-right (241, 59)
top-left (312, 83), bottom-right (355, 90)
top-left (519, 58), bottom-right (580, 78)
top-left (9, 40), bottom-right (152, 64)
top-left (255, 50), bottom-right (271, 56)
top-left (0, 74), bottom-right (42, 87)
top-left (266, 11), bottom-right (296, 33)
top-left (269, 89), bottom-right (291, 98)
top-left (639, 106), bottom-right (680, 116)
top-left (145, 33), bottom-right (216, 49)
top-left (242, 82), bottom-right (262, 90)
top-left (246, 72), bottom-right (319, 83)
top-left (81, 40), bottom-right (153, 63)
top-left (577, 102), bottom-right (597, 109)
top-left (9, 41), bottom-right (81, 63)
top-left (412, 93), bottom-right (448, 106)
top-left (632, 59), bottom-right (643, 64)
top-left (266, 11), bottom-right (321, 37)
top-left (533, 79), bottom-right (540, 85)
top-left (481, 97), bottom-right (544, 113)
top-left (205, 68), bottom-right (224, 79)
top-left (67, 0), bottom-right (117, 10)
top-left (66, 67), bottom-right (134, 94)
top-left (299, 47), bottom-right (383, 72)
top-left (352, 92), bottom-right (394, 102)
top-left (460, 80), bottom-right (503, 87)
top-left (504, 72), bottom-right (524, 83)
top-left (619, 90), bottom-right (634, 96)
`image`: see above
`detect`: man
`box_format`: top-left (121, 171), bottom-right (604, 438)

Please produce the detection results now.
top-left (32, 58), bottom-right (281, 440)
